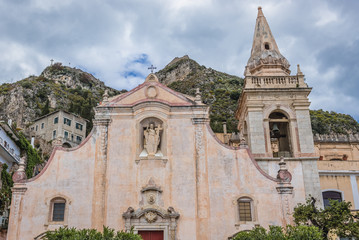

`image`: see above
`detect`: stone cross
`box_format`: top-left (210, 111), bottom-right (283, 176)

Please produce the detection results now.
top-left (148, 64), bottom-right (157, 73)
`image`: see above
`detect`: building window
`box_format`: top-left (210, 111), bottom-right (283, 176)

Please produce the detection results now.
top-left (76, 122), bottom-right (83, 131)
top-left (63, 117), bottom-right (71, 126)
top-left (36, 125), bottom-right (38, 131)
top-left (238, 197), bottom-right (253, 221)
top-left (41, 123), bottom-right (44, 129)
top-left (76, 136), bottom-right (82, 143)
top-left (53, 130), bottom-right (56, 139)
top-left (64, 131), bottom-right (69, 139)
top-left (323, 191), bottom-right (342, 208)
top-left (54, 117), bottom-right (58, 124)
top-left (50, 198), bottom-right (66, 222)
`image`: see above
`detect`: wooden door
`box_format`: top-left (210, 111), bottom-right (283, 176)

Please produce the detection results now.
top-left (138, 231), bottom-right (164, 240)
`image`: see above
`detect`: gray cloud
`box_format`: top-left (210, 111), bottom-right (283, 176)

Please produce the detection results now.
top-left (0, 0), bottom-right (358, 120)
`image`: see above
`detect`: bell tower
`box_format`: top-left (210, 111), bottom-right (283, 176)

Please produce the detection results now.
top-left (237, 7), bottom-right (315, 158)
top-left (236, 7), bottom-right (321, 201)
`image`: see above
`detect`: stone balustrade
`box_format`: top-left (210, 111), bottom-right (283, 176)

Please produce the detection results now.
top-left (314, 133), bottom-right (359, 143)
top-left (249, 75), bottom-right (299, 87)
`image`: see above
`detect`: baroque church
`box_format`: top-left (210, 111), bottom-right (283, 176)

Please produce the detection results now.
top-left (8, 7), bottom-right (322, 240)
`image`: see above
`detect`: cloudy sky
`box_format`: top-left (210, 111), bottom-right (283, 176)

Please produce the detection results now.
top-left (0, 0), bottom-right (358, 120)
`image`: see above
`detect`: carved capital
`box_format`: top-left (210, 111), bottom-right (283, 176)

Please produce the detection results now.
top-left (93, 118), bottom-right (111, 126)
top-left (276, 183), bottom-right (293, 194)
top-left (192, 118), bottom-right (209, 125)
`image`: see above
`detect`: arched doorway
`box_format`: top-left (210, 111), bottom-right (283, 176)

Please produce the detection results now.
top-left (62, 142), bottom-right (72, 148)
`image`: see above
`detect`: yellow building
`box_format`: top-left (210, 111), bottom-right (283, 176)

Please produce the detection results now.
top-left (315, 134), bottom-right (359, 209)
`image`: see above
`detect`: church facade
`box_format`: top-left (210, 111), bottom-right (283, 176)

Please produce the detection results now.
top-left (8, 7), bottom-right (321, 240)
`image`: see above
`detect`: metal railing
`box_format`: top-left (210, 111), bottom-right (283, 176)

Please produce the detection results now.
top-left (0, 137), bottom-right (20, 162)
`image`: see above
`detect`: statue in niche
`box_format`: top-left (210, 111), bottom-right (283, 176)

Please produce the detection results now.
top-left (144, 123), bottom-right (162, 156)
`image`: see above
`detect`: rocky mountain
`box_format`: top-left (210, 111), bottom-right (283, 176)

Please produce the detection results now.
top-left (0, 62), bottom-right (123, 133)
top-left (0, 57), bottom-right (358, 137)
top-left (156, 55), bottom-right (243, 133)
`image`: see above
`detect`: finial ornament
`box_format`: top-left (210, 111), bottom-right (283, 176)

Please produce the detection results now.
top-left (257, 6), bottom-right (264, 17)
top-left (297, 64), bottom-right (303, 76)
top-left (277, 156), bottom-right (292, 183)
top-left (195, 88), bottom-right (202, 104)
top-left (103, 89), bottom-right (109, 103)
top-left (12, 156), bottom-right (27, 183)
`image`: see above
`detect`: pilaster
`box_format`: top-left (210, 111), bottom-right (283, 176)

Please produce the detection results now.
top-left (91, 118), bottom-right (111, 230)
top-left (192, 118), bottom-right (210, 240)
top-left (293, 102), bottom-right (315, 154)
top-left (276, 158), bottom-right (294, 226)
top-left (246, 104), bottom-right (266, 155)
top-left (7, 183), bottom-right (27, 240)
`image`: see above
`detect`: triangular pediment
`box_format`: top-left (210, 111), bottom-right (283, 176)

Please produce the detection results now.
top-left (102, 74), bottom-right (199, 107)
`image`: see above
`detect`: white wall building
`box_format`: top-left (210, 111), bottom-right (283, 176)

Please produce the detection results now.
top-left (0, 121), bottom-right (20, 170)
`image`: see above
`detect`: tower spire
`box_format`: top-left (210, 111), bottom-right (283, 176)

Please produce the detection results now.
top-left (246, 7), bottom-right (290, 76)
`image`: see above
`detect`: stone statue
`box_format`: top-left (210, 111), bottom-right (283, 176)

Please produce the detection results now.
top-left (144, 123), bottom-right (162, 156)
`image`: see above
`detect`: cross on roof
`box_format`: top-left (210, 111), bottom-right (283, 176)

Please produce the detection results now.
top-left (148, 64), bottom-right (157, 73)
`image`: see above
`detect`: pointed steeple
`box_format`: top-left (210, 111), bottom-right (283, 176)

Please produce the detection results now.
top-left (246, 7), bottom-right (290, 76)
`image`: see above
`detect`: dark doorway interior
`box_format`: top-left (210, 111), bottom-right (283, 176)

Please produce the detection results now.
top-left (138, 231), bottom-right (164, 240)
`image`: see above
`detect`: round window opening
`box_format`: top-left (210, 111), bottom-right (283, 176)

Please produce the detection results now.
top-left (264, 43), bottom-right (270, 50)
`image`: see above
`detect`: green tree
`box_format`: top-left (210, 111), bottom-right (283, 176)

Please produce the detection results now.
top-left (17, 132), bottom-right (42, 178)
top-left (41, 99), bottom-right (50, 116)
top-left (293, 197), bottom-right (359, 239)
top-left (43, 226), bottom-right (142, 240)
top-left (233, 225), bottom-right (322, 240)
top-left (0, 164), bottom-right (13, 213)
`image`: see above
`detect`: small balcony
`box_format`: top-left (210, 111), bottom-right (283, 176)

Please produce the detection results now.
top-left (0, 138), bottom-right (20, 163)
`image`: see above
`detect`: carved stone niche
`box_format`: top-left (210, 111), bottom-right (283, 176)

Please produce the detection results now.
top-left (123, 179), bottom-right (180, 240)
top-left (136, 117), bottom-right (167, 164)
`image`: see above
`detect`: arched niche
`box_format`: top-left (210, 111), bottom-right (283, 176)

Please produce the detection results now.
top-left (136, 117), bottom-right (167, 163)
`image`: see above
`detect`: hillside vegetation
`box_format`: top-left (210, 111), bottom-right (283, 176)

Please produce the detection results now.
top-left (310, 109), bottom-right (359, 135)
top-left (156, 56), bottom-right (243, 133)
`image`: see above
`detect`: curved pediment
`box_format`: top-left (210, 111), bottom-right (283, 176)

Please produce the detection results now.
top-left (100, 74), bottom-right (203, 107)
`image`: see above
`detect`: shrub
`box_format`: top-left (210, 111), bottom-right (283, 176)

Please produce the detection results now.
top-left (233, 225), bottom-right (323, 240)
top-left (43, 226), bottom-right (143, 240)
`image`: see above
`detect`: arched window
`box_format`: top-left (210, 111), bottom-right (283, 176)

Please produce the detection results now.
top-left (322, 191), bottom-right (342, 208)
top-left (50, 197), bottom-right (66, 222)
top-left (238, 197), bottom-right (253, 221)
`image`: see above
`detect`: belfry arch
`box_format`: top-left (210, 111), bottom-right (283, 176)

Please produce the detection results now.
top-left (268, 111), bottom-right (292, 157)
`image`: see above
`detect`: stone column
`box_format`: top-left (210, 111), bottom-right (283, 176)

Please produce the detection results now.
top-left (91, 117), bottom-right (111, 230)
top-left (276, 157), bottom-right (294, 226)
top-left (192, 118), bottom-right (210, 240)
